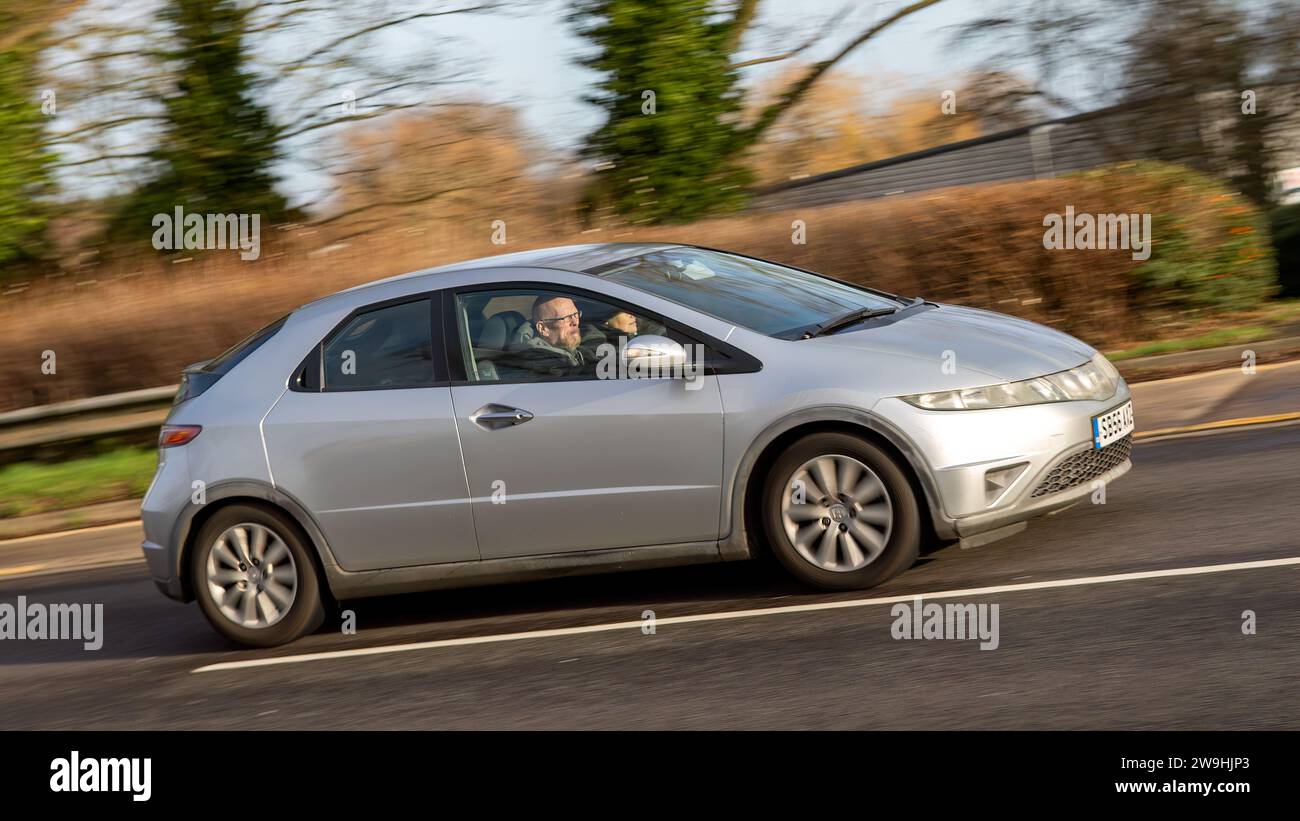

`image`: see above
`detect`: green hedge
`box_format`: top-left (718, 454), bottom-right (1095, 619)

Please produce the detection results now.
top-left (1083, 162), bottom-right (1277, 314)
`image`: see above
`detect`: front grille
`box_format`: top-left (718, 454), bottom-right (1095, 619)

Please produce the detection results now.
top-left (1030, 435), bottom-right (1133, 498)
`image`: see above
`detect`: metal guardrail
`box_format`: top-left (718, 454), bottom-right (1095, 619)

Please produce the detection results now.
top-left (0, 385), bottom-right (177, 455)
top-left (1, 335), bottom-right (1298, 454)
top-left (0, 385), bottom-right (177, 429)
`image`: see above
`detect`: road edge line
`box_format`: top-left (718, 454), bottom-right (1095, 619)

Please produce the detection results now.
top-left (192, 555), bottom-right (1300, 673)
top-left (1134, 411), bottom-right (1300, 441)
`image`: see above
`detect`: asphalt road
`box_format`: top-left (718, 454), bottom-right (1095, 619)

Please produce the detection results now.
top-left (1, 424), bottom-right (1297, 729)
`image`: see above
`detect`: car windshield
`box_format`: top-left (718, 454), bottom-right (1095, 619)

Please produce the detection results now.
top-left (590, 248), bottom-right (904, 339)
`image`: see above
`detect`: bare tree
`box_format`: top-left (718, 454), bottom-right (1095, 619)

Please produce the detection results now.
top-left (38, 0), bottom-right (501, 197)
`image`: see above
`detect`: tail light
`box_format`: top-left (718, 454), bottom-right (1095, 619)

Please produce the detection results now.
top-left (159, 425), bottom-right (202, 448)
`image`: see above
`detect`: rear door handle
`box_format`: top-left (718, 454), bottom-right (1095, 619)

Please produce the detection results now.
top-left (470, 404), bottom-right (534, 430)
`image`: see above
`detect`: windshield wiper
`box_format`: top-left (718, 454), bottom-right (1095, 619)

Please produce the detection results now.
top-left (804, 306), bottom-right (899, 338)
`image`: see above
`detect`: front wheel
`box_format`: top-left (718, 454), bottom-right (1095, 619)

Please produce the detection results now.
top-left (191, 504), bottom-right (326, 647)
top-left (761, 432), bottom-right (920, 590)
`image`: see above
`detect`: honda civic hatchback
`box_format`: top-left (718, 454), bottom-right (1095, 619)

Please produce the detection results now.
top-left (141, 243), bottom-right (1134, 646)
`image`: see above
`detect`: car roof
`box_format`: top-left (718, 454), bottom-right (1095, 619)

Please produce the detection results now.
top-left (331, 242), bottom-right (682, 298)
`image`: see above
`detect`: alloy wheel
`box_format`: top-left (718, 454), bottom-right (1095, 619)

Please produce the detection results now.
top-left (779, 454), bottom-right (893, 572)
top-left (204, 522), bottom-right (299, 629)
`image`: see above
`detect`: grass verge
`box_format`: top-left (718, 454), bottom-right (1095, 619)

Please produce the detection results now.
top-left (1107, 326), bottom-right (1279, 361)
top-left (6, 300), bottom-right (1300, 520)
top-left (0, 447), bottom-right (156, 519)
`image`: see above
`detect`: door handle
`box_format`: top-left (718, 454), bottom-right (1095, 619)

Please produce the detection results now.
top-left (470, 403), bottom-right (534, 430)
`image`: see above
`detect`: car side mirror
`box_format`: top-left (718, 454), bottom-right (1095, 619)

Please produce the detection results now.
top-left (623, 334), bottom-right (686, 375)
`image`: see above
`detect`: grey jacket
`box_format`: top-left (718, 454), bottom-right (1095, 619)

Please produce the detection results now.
top-left (505, 321), bottom-right (607, 376)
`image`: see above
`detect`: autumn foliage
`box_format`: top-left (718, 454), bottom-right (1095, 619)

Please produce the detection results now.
top-left (0, 162), bottom-right (1274, 411)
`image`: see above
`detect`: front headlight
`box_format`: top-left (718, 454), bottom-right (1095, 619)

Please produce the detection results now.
top-left (901, 353), bottom-right (1120, 410)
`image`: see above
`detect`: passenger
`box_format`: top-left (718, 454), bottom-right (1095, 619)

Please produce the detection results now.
top-left (600, 310), bottom-right (638, 338)
top-left (598, 308), bottom-right (667, 341)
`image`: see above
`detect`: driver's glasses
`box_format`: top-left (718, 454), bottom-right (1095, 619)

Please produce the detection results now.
top-left (537, 310), bottom-right (581, 329)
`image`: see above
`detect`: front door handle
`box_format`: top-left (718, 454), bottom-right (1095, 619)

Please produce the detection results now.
top-left (470, 404), bottom-right (534, 430)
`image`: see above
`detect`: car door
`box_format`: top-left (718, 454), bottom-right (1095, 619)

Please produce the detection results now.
top-left (263, 294), bottom-right (479, 571)
top-left (446, 284), bottom-right (727, 560)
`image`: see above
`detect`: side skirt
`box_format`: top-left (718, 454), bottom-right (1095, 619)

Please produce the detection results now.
top-left (323, 541), bottom-right (725, 600)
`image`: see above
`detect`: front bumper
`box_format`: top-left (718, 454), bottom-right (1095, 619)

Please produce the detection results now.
top-left (947, 446), bottom-right (1131, 538)
top-left (874, 386), bottom-right (1134, 539)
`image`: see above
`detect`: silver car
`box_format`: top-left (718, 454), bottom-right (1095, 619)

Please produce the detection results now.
top-left (141, 243), bottom-right (1134, 646)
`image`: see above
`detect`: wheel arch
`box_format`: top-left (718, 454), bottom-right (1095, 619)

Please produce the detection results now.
top-left (722, 407), bottom-right (954, 561)
top-left (172, 481), bottom-right (339, 603)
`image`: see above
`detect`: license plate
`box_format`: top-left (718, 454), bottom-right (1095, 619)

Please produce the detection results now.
top-left (1092, 400), bottom-right (1134, 449)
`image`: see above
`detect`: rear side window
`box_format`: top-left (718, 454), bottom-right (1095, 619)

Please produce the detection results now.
top-left (206, 316), bottom-right (288, 374)
top-left (176, 315), bottom-right (287, 404)
top-left (321, 298), bottom-right (437, 390)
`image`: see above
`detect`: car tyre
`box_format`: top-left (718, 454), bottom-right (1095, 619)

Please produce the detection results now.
top-left (191, 503), bottom-right (326, 647)
top-left (761, 432), bottom-right (920, 590)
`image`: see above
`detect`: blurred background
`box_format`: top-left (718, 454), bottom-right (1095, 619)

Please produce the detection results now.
top-left (0, 0), bottom-right (1297, 518)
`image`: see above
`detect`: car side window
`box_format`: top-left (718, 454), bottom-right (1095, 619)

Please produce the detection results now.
top-left (321, 298), bottom-right (436, 390)
top-left (454, 288), bottom-right (679, 383)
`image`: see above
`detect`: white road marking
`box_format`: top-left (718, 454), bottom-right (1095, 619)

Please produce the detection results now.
top-left (0, 519), bottom-right (139, 547)
top-left (1129, 358), bottom-right (1300, 387)
top-left (192, 555), bottom-right (1300, 673)
top-left (1, 409), bottom-right (1293, 561)
top-left (0, 556), bottom-right (143, 580)
top-left (0, 563), bottom-right (45, 577)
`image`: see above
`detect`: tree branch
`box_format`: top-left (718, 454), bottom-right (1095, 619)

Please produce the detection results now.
top-left (721, 0), bottom-right (762, 54)
top-left (730, 4), bottom-right (852, 69)
top-left (284, 5), bottom-right (492, 71)
top-left (48, 114), bottom-right (167, 143)
top-left (311, 183), bottom-right (479, 226)
top-left (52, 151), bottom-right (155, 169)
top-left (277, 101), bottom-right (431, 140)
top-left (736, 0), bottom-right (946, 149)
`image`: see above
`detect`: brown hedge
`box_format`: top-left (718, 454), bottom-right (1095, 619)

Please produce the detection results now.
top-left (0, 163), bottom-right (1275, 411)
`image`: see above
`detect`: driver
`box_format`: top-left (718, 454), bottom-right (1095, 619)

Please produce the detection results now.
top-left (507, 295), bottom-right (607, 377)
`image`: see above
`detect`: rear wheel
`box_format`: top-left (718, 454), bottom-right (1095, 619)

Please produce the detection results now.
top-left (191, 504), bottom-right (326, 647)
top-left (761, 432), bottom-right (920, 590)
